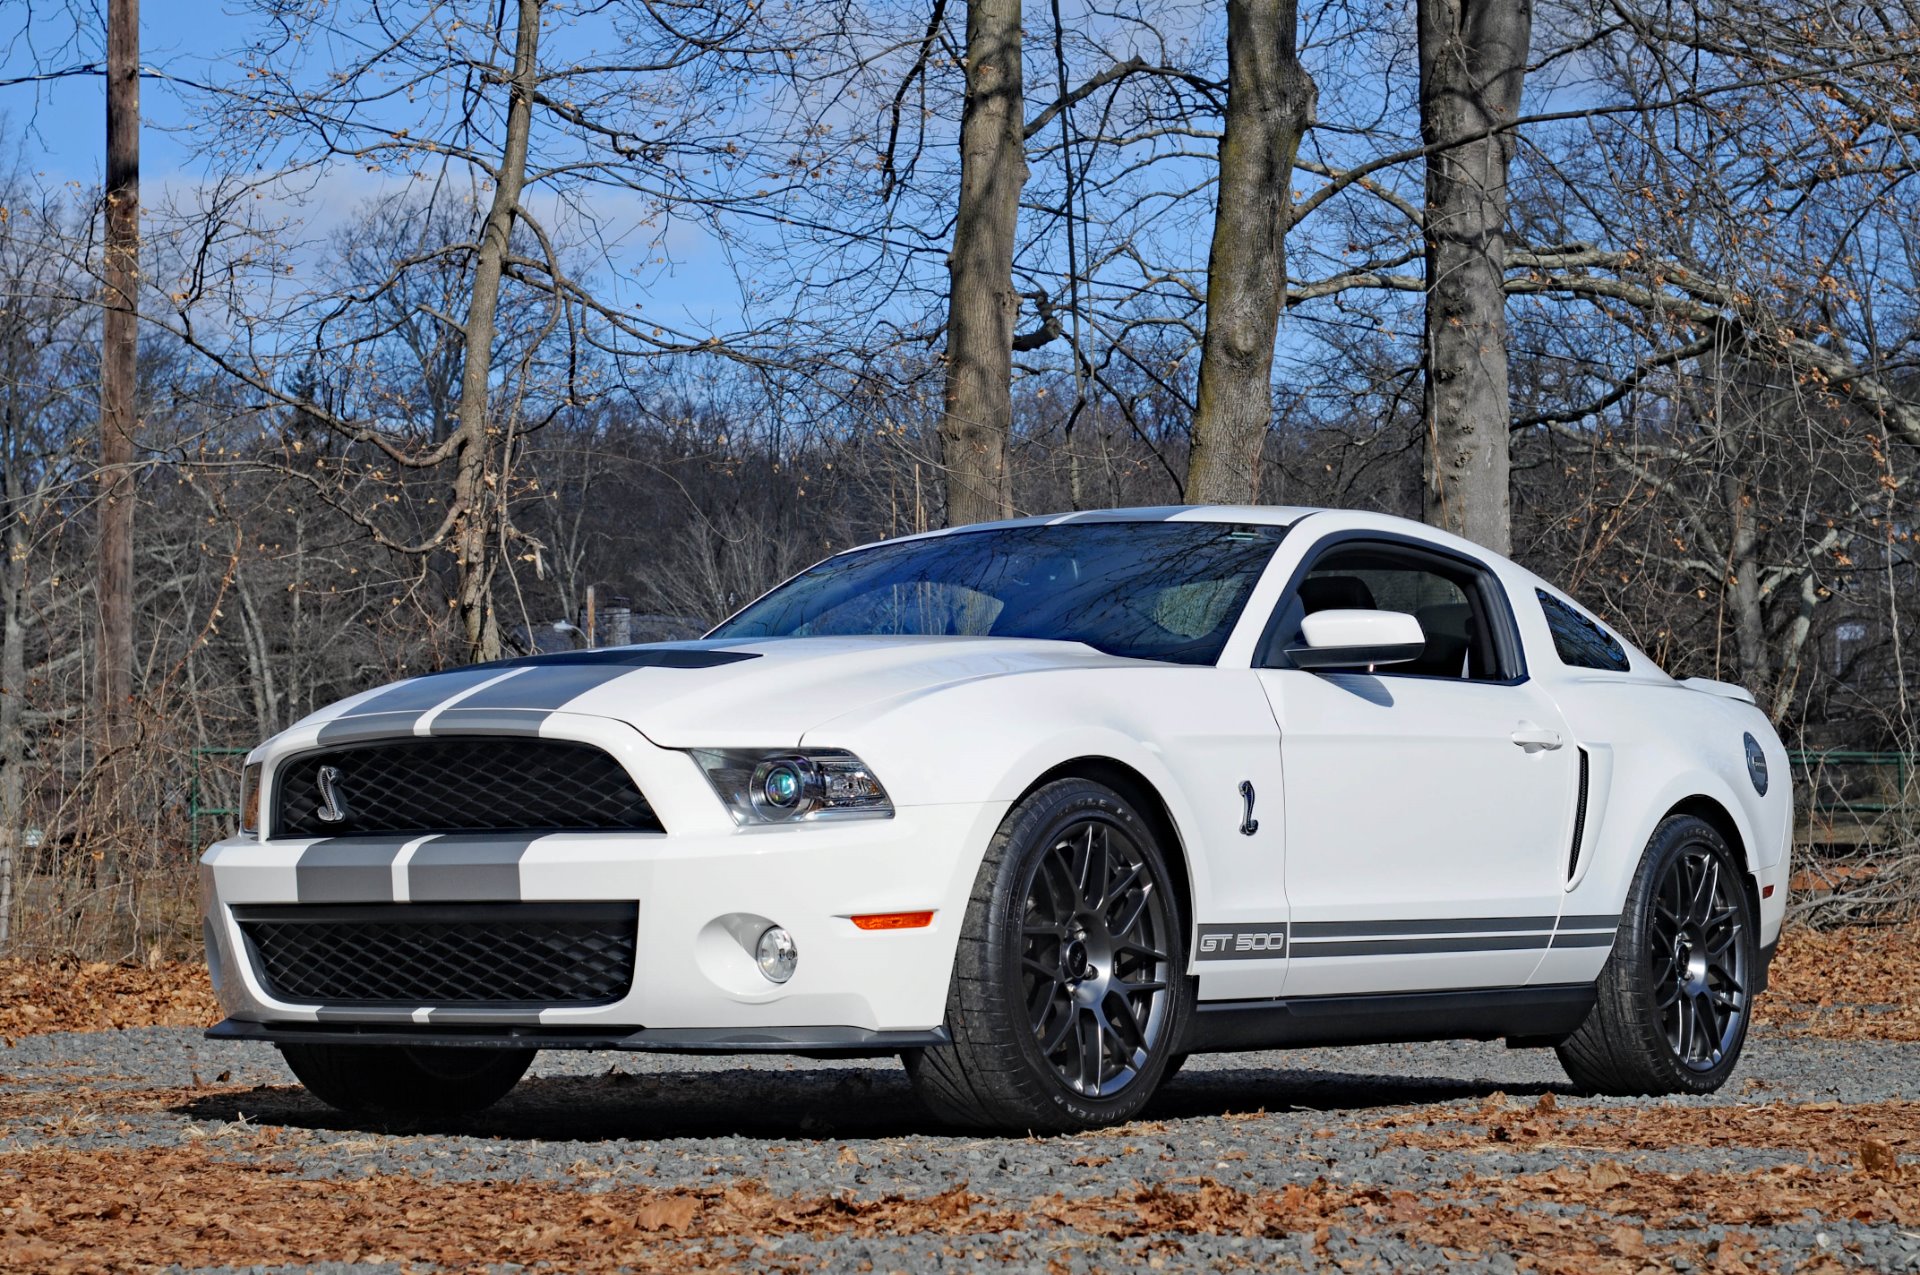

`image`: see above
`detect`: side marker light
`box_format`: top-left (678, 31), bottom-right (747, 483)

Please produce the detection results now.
top-left (851, 911), bottom-right (935, 931)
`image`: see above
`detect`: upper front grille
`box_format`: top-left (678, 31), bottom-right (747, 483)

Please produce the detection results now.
top-left (274, 738), bottom-right (662, 839)
top-left (235, 901), bottom-right (637, 1007)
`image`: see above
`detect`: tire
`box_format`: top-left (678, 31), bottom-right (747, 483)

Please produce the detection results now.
top-left (906, 778), bottom-right (1193, 1132)
top-left (1557, 813), bottom-right (1758, 1096)
top-left (280, 1042), bottom-right (534, 1116)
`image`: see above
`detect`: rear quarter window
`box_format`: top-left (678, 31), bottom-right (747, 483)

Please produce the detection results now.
top-left (1536, 589), bottom-right (1631, 672)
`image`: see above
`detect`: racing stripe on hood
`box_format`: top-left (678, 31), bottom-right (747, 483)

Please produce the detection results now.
top-left (313, 666), bottom-right (515, 742)
top-left (314, 647), bottom-right (761, 731)
top-left (294, 835), bottom-right (415, 903)
top-left (446, 648), bottom-right (760, 713)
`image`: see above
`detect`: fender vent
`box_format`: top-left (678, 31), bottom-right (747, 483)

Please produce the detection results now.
top-left (1566, 747), bottom-right (1591, 882)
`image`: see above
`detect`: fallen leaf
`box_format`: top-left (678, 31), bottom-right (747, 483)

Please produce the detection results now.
top-left (1859, 1137), bottom-right (1901, 1179)
top-left (631, 1195), bottom-right (700, 1233)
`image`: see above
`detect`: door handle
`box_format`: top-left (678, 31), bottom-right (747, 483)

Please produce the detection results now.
top-left (1511, 724), bottom-right (1564, 752)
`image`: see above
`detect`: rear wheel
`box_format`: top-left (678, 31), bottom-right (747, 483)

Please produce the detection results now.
top-left (906, 778), bottom-right (1191, 1132)
top-left (1558, 814), bottom-right (1757, 1095)
top-left (280, 1042), bottom-right (533, 1116)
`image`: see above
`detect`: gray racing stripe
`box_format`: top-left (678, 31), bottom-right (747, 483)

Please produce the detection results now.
top-left (294, 836), bottom-right (414, 903)
top-left (313, 1005), bottom-right (426, 1022)
top-left (407, 833), bottom-right (530, 902)
top-left (307, 713), bottom-right (445, 747)
top-left (313, 668), bottom-right (516, 742)
top-left (1290, 933), bottom-right (1554, 958)
top-left (451, 664), bottom-right (661, 712)
top-left (1290, 916), bottom-right (1559, 938)
top-left (313, 648), bottom-right (759, 739)
top-left (1056, 506), bottom-right (1192, 523)
top-left (422, 1007), bottom-right (551, 1024)
top-left (424, 708), bottom-right (556, 736)
top-left (1557, 914), bottom-right (1622, 930)
top-left (1550, 931), bottom-right (1618, 948)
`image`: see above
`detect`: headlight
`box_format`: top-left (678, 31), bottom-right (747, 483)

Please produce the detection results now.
top-left (689, 749), bottom-right (894, 824)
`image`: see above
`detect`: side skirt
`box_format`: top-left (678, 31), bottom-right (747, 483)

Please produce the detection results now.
top-left (1180, 983), bottom-right (1597, 1054)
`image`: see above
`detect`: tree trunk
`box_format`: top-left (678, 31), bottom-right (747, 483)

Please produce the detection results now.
top-left (1723, 471), bottom-right (1770, 690)
top-left (0, 440), bottom-right (24, 950)
top-left (940, 0), bottom-right (1026, 526)
top-left (449, 0), bottom-right (540, 661)
top-left (96, 0), bottom-right (139, 894)
top-left (1417, 0), bottom-right (1530, 553)
top-left (1187, 0), bottom-right (1315, 505)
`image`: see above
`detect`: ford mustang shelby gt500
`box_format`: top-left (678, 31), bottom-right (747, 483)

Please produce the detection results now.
top-left (201, 506), bottom-right (1789, 1130)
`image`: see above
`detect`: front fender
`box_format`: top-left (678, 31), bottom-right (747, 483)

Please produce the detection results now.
top-left (804, 666), bottom-right (1293, 949)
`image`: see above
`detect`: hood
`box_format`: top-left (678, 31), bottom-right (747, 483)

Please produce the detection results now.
top-left (290, 637), bottom-right (1143, 749)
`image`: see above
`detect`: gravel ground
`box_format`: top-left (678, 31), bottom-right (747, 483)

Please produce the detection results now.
top-left (5, 1023), bottom-right (1920, 1272)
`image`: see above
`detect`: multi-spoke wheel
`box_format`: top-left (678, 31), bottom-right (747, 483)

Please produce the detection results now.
top-left (1558, 813), bottom-right (1758, 1096)
top-left (1647, 845), bottom-right (1749, 1070)
top-left (1020, 814), bottom-right (1175, 1098)
top-left (906, 778), bottom-right (1191, 1131)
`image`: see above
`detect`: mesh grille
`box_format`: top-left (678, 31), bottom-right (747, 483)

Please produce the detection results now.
top-left (236, 902), bottom-right (637, 1006)
top-left (274, 738), bottom-right (661, 839)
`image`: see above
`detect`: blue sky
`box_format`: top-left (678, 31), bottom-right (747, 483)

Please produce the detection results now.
top-left (0, 2), bottom-right (749, 326)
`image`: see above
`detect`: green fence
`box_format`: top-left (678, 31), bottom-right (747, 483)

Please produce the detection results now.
top-left (1789, 750), bottom-right (1916, 820)
top-left (189, 747), bottom-right (251, 848)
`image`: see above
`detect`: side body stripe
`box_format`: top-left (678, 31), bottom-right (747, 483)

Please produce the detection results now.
top-left (1196, 914), bottom-right (1622, 961)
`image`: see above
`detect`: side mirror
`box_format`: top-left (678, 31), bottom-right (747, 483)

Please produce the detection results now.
top-left (1287, 609), bottom-right (1424, 670)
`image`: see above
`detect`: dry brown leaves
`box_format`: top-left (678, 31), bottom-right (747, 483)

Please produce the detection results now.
top-left (0, 1143), bottom-right (1029, 1273)
top-left (1376, 1092), bottom-right (1920, 1164)
top-left (0, 1079), bottom-right (248, 1126)
top-left (0, 960), bottom-right (220, 1038)
top-left (2, 1131), bottom-right (1907, 1274)
top-left (1755, 926), bottom-right (1920, 1040)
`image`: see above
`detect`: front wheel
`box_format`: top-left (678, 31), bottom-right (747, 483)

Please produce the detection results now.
top-left (280, 1042), bottom-right (534, 1116)
top-left (906, 778), bottom-right (1192, 1132)
top-left (1557, 813), bottom-right (1758, 1095)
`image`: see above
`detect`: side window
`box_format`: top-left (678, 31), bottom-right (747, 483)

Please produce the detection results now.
top-left (1262, 540), bottom-right (1519, 680)
top-left (1536, 589), bottom-right (1630, 672)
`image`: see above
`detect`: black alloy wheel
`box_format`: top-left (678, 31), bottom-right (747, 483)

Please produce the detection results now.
top-left (1557, 813), bottom-right (1759, 1096)
top-left (906, 778), bottom-right (1192, 1131)
top-left (1647, 842), bottom-right (1750, 1070)
top-left (1018, 815), bottom-right (1174, 1098)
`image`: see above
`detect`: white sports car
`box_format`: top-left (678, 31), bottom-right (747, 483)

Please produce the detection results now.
top-left (201, 506), bottom-right (1790, 1130)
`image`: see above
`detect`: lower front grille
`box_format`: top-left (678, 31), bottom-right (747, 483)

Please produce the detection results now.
top-left (234, 902), bottom-right (637, 1007)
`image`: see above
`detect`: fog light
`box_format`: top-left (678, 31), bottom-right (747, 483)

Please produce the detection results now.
top-left (756, 926), bottom-right (798, 984)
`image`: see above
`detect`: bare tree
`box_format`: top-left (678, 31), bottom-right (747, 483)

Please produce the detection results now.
top-left (440, 0), bottom-right (540, 661)
top-left (96, 0), bottom-right (138, 885)
top-left (1186, 0), bottom-right (1315, 504)
top-left (940, 0), bottom-right (1028, 525)
top-left (1417, 0), bottom-right (1531, 551)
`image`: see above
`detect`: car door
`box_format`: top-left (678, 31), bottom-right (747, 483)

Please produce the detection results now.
top-left (1253, 533), bottom-right (1581, 997)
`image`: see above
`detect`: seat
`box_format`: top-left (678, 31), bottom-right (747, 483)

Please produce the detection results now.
top-left (1409, 602), bottom-right (1474, 677)
top-left (1298, 575), bottom-right (1377, 613)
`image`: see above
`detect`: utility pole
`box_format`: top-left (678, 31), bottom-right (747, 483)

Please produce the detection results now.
top-left (99, 0), bottom-right (139, 894)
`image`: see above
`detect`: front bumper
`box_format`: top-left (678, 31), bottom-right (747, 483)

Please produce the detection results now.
top-left (201, 799), bottom-right (1007, 1039)
top-left (206, 1018), bottom-right (949, 1057)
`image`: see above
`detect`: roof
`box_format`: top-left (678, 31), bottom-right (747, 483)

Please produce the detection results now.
top-left (892, 504), bottom-right (1323, 544)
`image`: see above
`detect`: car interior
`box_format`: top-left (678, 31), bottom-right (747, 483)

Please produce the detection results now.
top-left (1268, 542), bottom-right (1510, 680)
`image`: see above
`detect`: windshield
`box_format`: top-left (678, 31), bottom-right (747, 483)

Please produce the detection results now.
top-left (710, 521), bottom-right (1288, 665)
